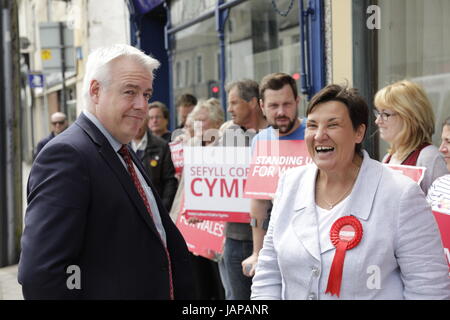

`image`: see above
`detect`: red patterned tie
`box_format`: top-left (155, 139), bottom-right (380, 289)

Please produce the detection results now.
top-left (119, 145), bottom-right (154, 216)
top-left (118, 145), bottom-right (174, 300)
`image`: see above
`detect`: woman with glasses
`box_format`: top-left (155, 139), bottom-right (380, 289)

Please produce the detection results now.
top-left (374, 80), bottom-right (448, 194)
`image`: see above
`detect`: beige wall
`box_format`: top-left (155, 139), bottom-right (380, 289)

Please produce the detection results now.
top-left (331, 0), bottom-right (353, 85)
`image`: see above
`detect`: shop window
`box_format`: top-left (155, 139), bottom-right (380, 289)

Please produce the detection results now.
top-left (171, 0), bottom-right (216, 27)
top-left (176, 61), bottom-right (182, 88)
top-left (216, 52), bottom-right (221, 80)
top-left (225, 0), bottom-right (305, 114)
top-left (172, 17), bottom-right (218, 100)
top-left (170, 0), bottom-right (306, 114)
top-left (378, 0), bottom-right (450, 149)
top-left (185, 60), bottom-right (190, 86)
top-left (196, 55), bottom-right (203, 84)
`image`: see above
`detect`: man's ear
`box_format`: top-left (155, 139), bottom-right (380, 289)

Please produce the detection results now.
top-left (249, 97), bottom-right (258, 111)
top-left (89, 80), bottom-right (101, 104)
top-left (259, 98), bottom-right (266, 116)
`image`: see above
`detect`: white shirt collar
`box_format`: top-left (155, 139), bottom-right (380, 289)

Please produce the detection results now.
top-left (131, 132), bottom-right (148, 152)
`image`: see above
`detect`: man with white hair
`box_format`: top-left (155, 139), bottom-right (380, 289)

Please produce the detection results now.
top-left (34, 111), bottom-right (68, 159)
top-left (19, 44), bottom-right (195, 299)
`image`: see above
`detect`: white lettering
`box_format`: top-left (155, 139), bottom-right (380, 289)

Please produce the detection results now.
top-left (66, 265), bottom-right (81, 290)
top-left (366, 5), bottom-right (381, 30)
top-left (182, 304), bottom-right (216, 317)
top-left (254, 156), bottom-right (312, 166)
top-left (366, 265), bottom-right (381, 290)
top-left (225, 304), bottom-right (269, 316)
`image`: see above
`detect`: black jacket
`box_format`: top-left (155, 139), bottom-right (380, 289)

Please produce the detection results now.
top-left (34, 132), bottom-right (55, 160)
top-left (136, 130), bottom-right (178, 211)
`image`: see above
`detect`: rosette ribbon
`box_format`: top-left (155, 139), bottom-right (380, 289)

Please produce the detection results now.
top-left (325, 215), bottom-right (363, 297)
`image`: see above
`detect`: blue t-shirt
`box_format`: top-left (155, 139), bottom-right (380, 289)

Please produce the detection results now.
top-left (252, 118), bottom-right (306, 148)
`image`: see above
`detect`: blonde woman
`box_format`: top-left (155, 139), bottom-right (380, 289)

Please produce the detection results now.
top-left (374, 80), bottom-right (447, 194)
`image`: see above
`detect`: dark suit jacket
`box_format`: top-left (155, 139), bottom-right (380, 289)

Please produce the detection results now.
top-left (160, 131), bottom-right (172, 143)
top-left (18, 113), bottom-right (195, 300)
top-left (135, 131), bottom-right (178, 211)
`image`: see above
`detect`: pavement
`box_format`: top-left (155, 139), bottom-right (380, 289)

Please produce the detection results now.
top-left (0, 162), bottom-right (31, 300)
top-left (0, 162), bottom-right (29, 300)
top-left (0, 265), bottom-right (23, 300)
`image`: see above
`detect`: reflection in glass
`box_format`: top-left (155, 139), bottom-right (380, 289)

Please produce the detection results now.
top-left (172, 18), bottom-right (219, 106)
top-left (378, 0), bottom-right (450, 147)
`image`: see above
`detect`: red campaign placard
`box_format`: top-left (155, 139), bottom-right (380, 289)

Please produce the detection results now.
top-left (183, 147), bottom-right (251, 223)
top-left (175, 195), bottom-right (225, 261)
top-left (176, 214), bottom-right (225, 260)
top-left (432, 210), bottom-right (450, 276)
top-left (384, 164), bottom-right (426, 185)
top-left (244, 140), bottom-right (312, 199)
top-left (169, 141), bottom-right (184, 174)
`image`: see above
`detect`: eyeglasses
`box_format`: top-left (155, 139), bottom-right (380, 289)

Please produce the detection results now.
top-left (373, 110), bottom-right (397, 122)
top-left (52, 120), bottom-right (66, 125)
top-left (149, 115), bottom-right (163, 121)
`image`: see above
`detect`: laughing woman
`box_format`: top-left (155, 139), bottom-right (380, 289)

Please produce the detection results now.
top-left (250, 84), bottom-right (449, 300)
top-left (374, 80), bottom-right (448, 194)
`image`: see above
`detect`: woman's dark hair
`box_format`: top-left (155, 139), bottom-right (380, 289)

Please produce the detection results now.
top-left (307, 84), bottom-right (369, 155)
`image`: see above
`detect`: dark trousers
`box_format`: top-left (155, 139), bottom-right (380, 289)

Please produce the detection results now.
top-left (189, 253), bottom-right (225, 300)
top-left (219, 238), bottom-right (253, 300)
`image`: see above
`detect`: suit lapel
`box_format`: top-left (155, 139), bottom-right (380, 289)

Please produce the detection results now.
top-left (344, 151), bottom-right (381, 221)
top-left (291, 165), bottom-right (322, 262)
top-left (75, 113), bottom-right (162, 239)
top-left (289, 151), bottom-right (381, 260)
top-left (129, 141), bottom-right (179, 243)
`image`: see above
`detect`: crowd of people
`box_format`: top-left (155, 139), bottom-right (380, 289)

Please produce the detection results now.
top-left (21, 44), bottom-right (450, 300)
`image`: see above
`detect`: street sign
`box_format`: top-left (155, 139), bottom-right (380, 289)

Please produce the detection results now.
top-left (28, 73), bottom-right (45, 88)
top-left (39, 22), bottom-right (75, 74)
top-left (39, 47), bottom-right (76, 72)
top-left (39, 22), bottom-right (74, 48)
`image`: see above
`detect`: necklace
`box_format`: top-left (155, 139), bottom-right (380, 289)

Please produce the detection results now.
top-left (320, 183), bottom-right (354, 209)
top-left (317, 165), bottom-right (361, 210)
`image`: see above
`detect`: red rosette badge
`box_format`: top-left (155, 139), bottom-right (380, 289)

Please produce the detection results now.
top-left (325, 215), bottom-right (363, 297)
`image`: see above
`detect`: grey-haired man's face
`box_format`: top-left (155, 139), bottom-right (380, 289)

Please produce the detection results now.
top-left (90, 56), bottom-right (153, 144)
top-left (227, 87), bottom-right (252, 127)
top-left (51, 114), bottom-right (68, 135)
